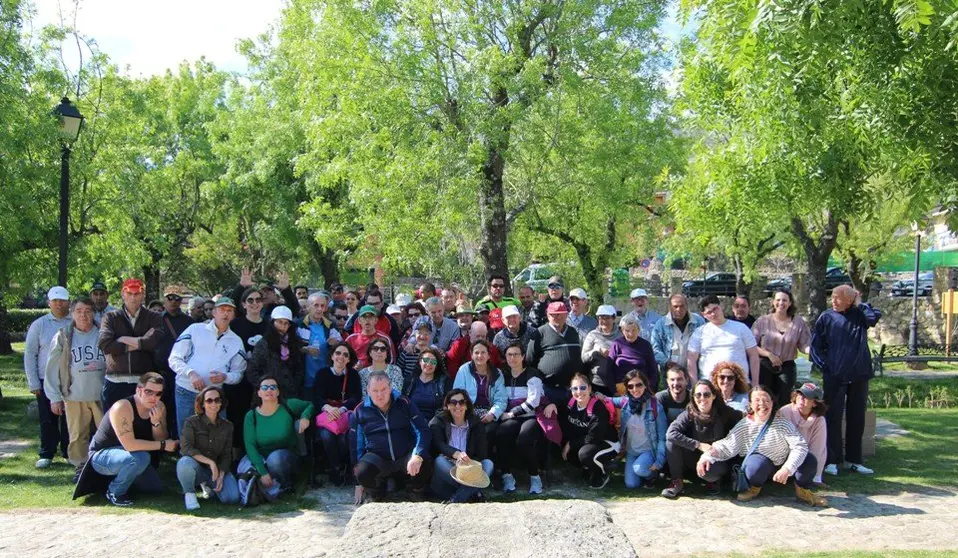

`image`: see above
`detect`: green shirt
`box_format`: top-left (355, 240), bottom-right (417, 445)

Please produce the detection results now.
top-left (243, 398), bottom-right (314, 476)
top-left (474, 296), bottom-right (521, 311)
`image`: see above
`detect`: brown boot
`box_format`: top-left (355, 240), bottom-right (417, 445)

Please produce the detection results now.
top-left (795, 485), bottom-right (827, 507)
top-left (736, 486), bottom-right (762, 502)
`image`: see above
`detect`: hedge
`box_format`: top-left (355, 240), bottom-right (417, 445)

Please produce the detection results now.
top-left (4, 309), bottom-right (48, 334)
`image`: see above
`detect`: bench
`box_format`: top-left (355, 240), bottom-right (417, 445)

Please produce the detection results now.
top-left (872, 343), bottom-right (958, 375)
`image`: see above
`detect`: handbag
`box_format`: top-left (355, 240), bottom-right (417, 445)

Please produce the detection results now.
top-left (732, 417), bottom-right (772, 492)
top-left (315, 372), bottom-right (351, 435)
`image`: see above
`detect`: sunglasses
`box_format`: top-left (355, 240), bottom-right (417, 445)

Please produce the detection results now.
top-left (408, 312), bottom-right (422, 319)
top-left (548, 283), bottom-right (563, 289)
top-left (246, 297), bottom-right (263, 303)
top-left (717, 374), bottom-right (735, 381)
top-left (204, 397), bottom-right (223, 404)
top-left (627, 382), bottom-right (645, 390)
top-left (570, 385), bottom-right (589, 392)
top-left (694, 392), bottom-right (714, 399)
top-left (370, 346), bottom-right (388, 353)
top-left (260, 384), bottom-right (279, 391)
top-left (448, 399), bottom-right (467, 407)
top-left (421, 357), bottom-right (438, 365)
top-left (142, 388), bottom-right (163, 397)
top-left (165, 295), bottom-right (182, 301)
top-left (490, 283), bottom-right (505, 289)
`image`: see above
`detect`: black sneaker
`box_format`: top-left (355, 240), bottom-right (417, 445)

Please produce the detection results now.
top-left (705, 481), bottom-right (721, 496)
top-left (106, 491), bottom-right (133, 507)
top-left (589, 472), bottom-right (611, 489)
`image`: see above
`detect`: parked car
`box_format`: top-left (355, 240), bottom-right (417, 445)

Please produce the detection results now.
top-left (763, 267), bottom-right (853, 296)
top-left (513, 263), bottom-right (557, 294)
top-left (891, 271), bottom-right (934, 297)
top-left (682, 272), bottom-right (738, 298)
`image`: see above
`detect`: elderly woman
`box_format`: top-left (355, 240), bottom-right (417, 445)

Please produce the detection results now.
top-left (609, 315), bottom-right (659, 393)
top-left (661, 380), bottom-right (742, 498)
top-left (710, 361), bottom-right (750, 413)
top-left (752, 289), bottom-right (812, 405)
top-left (605, 370), bottom-right (667, 489)
top-left (358, 338), bottom-right (404, 394)
top-left (239, 376), bottom-right (314, 502)
top-left (561, 373), bottom-right (619, 489)
top-left (313, 343), bottom-right (362, 486)
top-left (778, 382), bottom-right (828, 485)
top-left (428, 390), bottom-right (494, 503)
top-left (177, 386), bottom-right (239, 510)
top-left (402, 347), bottom-right (448, 420)
top-left (581, 305), bottom-right (621, 396)
top-left (246, 306), bottom-right (306, 398)
top-left (699, 385), bottom-right (826, 506)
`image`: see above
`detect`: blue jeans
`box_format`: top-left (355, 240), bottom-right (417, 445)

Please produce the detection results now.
top-left (176, 456), bottom-right (239, 504)
top-left (175, 385), bottom-right (198, 439)
top-left (237, 449), bottom-right (298, 501)
top-left (744, 452), bottom-right (817, 489)
top-left (430, 455), bottom-right (494, 502)
top-left (90, 448), bottom-right (164, 497)
top-left (624, 451), bottom-right (656, 488)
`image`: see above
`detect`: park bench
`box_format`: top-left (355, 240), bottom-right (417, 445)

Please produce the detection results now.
top-left (871, 343), bottom-right (958, 376)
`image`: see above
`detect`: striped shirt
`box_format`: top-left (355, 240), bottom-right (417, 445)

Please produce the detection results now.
top-left (708, 416), bottom-right (808, 473)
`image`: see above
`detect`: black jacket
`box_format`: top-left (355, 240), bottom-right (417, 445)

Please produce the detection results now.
top-left (428, 412), bottom-right (489, 461)
top-left (666, 407), bottom-right (743, 451)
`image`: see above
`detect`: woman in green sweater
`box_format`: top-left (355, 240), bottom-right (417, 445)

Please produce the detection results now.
top-left (238, 376), bottom-right (314, 501)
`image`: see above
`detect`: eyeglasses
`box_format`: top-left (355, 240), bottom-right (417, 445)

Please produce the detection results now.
top-left (205, 397), bottom-right (223, 404)
top-left (142, 388), bottom-right (163, 397)
top-left (506, 352), bottom-right (523, 358)
top-left (165, 295), bottom-right (182, 301)
top-left (448, 399), bottom-right (467, 406)
top-left (333, 351), bottom-right (350, 358)
top-left (408, 312), bottom-right (422, 319)
top-left (717, 374), bottom-right (735, 382)
top-left (627, 382), bottom-right (645, 390)
top-left (421, 357), bottom-right (438, 365)
top-left (260, 385), bottom-right (279, 391)
top-left (694, 392), bottom-right (714, 399)
top-left (246, 297), bottom-right (263, 303)
top-left (570, 385), bottom-right (589, 392)
top-left (548, 283), bottom-right (563, 290)
top-left (370, 346), bottom-right (388, 353)
top-left (490, 283), bottom-right (505, 289)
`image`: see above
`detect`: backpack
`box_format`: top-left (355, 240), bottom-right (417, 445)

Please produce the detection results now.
top-left (568, 396), bottom-right (618, 428)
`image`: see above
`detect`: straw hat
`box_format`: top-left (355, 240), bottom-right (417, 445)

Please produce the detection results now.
top-left (450, 461), bottom-right (490, 489)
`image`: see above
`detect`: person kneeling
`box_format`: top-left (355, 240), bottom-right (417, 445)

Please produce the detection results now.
top-left (87, 372), bottom-right (178, 507)
top-left (429, 390), bottom-right (493, 503)
top-left (605, 370), bottom-right (667, 489)
top-left (351, 371), bottom-right (432, 504)
top-left (698, 385), bottom-right (826, 507)
top-left (177, 386), bottom-right (239, 510)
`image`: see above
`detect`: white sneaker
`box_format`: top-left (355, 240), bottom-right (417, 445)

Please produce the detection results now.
top-left (198, 482), bottom-right (212, 499)
top-left (35, 458), bottom-right (52, 469)
top-left (184, 492), bottom-right (201, 511)
top-left (529, 475), bottom-right (543, 495)
top-left (845, 462), bottom-right (874, 475)
top-left (824, 464), bottom-right (839, 476)
top-left (501, 473), bottom-right (516, 493)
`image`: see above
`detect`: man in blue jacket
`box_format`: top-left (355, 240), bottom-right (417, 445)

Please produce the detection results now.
top-left (350, 371), bottom-right (432, 504)
top-left (810, 285), bottom-right (881, 476)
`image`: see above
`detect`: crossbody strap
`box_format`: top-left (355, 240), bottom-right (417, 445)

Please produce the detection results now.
top-left (743, 418), bottom-right (772, 462)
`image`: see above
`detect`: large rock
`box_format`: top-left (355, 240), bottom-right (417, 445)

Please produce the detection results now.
top-left (331, 500), bottom-right (636, 558)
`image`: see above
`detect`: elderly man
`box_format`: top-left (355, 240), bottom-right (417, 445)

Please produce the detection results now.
top-left (98, 278), bottom-right (166, 414)
top-left (651, 294), bottom-right (705, 376)
top-left (440, 288), bottom-right (458, 316)
top-left (415, 297), bottom-right (460, 351)
top-left (24, 286), bottom-right (72, 468)
top-left (528, 276), bottom-right (571, 329)
top-left (810, 285), bottom-right (881, 476)
top-left (188, 297), bottom-right (207, 322)
top-left (567, 288), bottom-right (598, 337)
top-left (453, 303), bottom-right (477, 338)
top-left (526, 301), bottom-right (582, 405)
top-left (727, 294), bottom-right (756, 329)
top-left (168, 298), bottom-right (248, 438)
top-left (493, 305), bottom-right (539, 356)
top-left (90, 281), bottom-right (116, 326)
top-left (446, 321), bottom-right (502, 378)
top-left (687, 295), bottom-right (759, 385)
top-left (474, 274), bottom-right (521, 311)
top-left (626, 288), bottom-right (662, 341)
top-left (351, 371), bottom-right (432, 504)
top-left (301, 292), bottom-right (343, 399)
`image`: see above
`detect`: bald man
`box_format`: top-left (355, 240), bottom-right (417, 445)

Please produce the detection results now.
top-left (810, 285), bottom-right (881, 477)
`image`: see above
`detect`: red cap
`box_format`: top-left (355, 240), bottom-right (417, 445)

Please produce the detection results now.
top-left (489, 308), bottom-right (504, 329)
top-left (121, 278), bottom-right (145, 294)
top-left (546, 301), bottom-right (568, 315)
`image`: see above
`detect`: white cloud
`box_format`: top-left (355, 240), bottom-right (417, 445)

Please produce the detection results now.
top-left (30, 0), bottom-right (285, 77)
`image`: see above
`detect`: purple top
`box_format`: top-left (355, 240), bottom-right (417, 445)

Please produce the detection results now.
top-left (473, 372), bottom-right (491, 409)
top-left (608, 336), bottom-right (659, 392)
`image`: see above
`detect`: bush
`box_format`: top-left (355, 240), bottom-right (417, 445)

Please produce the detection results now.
top-left (4, 309), bottom-right (48, 334)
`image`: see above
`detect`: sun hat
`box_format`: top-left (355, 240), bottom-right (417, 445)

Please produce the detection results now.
top-left (450, 461), bottom-right (491, 489)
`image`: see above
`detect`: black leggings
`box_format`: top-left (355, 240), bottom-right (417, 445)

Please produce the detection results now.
top-left (316, 428), bottom-right (348, 472)
top-left (496, 416), bottom-right (544, 475)
top-left (666, 441), bottom-right (730, 482)
top-left (567, 437), bottom-right (617, 476)
top-left (758, 358), bottom-right (796, 407)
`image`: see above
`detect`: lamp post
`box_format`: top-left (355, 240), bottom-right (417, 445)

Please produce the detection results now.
top-left (908, 222), bottom-right (922, 356)
top-left (52, 97), bottom-right (85, 287)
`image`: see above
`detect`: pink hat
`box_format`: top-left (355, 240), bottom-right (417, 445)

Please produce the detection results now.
top-left (546, 301), bottom-right (568, 315)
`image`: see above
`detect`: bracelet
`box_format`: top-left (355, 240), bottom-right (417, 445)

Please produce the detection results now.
top-left (152, 422), bottom-right (162, 428)
top-left (160, 440), bottom-right (166, 451)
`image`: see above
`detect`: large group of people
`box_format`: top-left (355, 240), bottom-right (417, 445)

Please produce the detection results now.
top-left (24, 272), bottom-right (880, 511)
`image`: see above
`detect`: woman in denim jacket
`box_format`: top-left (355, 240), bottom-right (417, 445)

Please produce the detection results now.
top-left (606, 369), bottom-right (667, 489)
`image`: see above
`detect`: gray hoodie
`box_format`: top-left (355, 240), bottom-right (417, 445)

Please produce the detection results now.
top-left (44, 325), bottom-right (106, 403)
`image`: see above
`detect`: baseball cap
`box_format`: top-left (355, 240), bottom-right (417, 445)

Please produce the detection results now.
top-left (596, 304), bottom-right (617, 317)
top-left (214, 297), bottom-right (236, 309)
top-left (394, 293), bottom-right (412, 307)
top-left (569, 288), bottom-right (588, 300)
top-left (386, 304), bottom-right (401, 315)
top-left (270, 305), bottom-right (293, 321)
top-left (47, 286), bottom-right (69, 301)
top-left (455, 303), bottom-right (476, 316)
top-left (546, 301), bottom-right (568, 315)
top-left (90, 281), bottom-right (107, 293)
top-left (358, 305), bottom-right (378, 317)
top-left (489, 308), bottom-right (504, 329)
top-left (547, 276), bottom-right (564, 288)
top-left (122, 278), bottom-right (145, 294)
top-left (630, 288), bottom-right (649, 299)
top-left (502, 305), bottom-right (521, 319)
top-left (795, 382), bottom-right (824, 401)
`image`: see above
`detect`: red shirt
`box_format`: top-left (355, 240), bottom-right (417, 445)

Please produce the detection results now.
top-left (345, 331), bottom-right (396, 369)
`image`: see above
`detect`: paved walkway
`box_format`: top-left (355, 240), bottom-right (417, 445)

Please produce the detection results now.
top-left (1, 485), bottom-right (956, 557)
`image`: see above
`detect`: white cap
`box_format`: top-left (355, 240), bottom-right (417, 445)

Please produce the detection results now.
top-left (270, 305), bottom-right (293, 322)
top-left (569, 288), bottom-right (588, 300)
top-left (630, 288), bottom-right (649, 299)
top-left (47, 286), bottom-right (70, 301)
top-left (386, 304), bottom-right (402, 315)
top-left (394, 293), bottom-right (412, 307)
top-left (501, 305), bottom-right (521, 319)
top-left (596, 304), bottom-right (618, 317)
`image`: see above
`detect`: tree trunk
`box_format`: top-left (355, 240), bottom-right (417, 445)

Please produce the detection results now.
top-left (0, 303), bottom-right (12, 355)
top-left (846, 251), bottom-right (874, 303)
top-left (478, 139), bottom-right (510, 285)
top-left (312, 243), bottom-right (341, 288)
top-left (732, 255), bottom-right (751, 295)
top-left (791, 213), bottom-right (839, 323)
top-left (142, 261), bottom-right (162, 303)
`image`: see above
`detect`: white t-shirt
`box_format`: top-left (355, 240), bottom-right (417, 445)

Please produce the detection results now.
top-left (688, 320), bottom-right (757, 381)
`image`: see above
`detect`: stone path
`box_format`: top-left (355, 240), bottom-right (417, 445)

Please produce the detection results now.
top-left (1, 484), bottom-right (957, 557)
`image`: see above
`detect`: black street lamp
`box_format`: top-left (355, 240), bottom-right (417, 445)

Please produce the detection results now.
top-left (52, 97), bottom-right (84, 287)
top-left (908, 222), bottom-right (922, 357)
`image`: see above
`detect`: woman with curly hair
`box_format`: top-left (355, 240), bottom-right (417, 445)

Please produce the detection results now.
top-left (710, 361), bottom-right (750, 413)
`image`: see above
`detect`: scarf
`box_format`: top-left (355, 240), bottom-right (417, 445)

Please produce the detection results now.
top-left (279, 334), bottom-right (290, 362)
top-left (628, 390), bottom-right (652, 417)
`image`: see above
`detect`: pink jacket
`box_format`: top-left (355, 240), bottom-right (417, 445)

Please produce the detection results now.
top-left (778, 404), bottom-right (826, 479)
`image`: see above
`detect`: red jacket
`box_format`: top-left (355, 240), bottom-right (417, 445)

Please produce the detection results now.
top-left (446, 339), bottom-right (502, 381)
